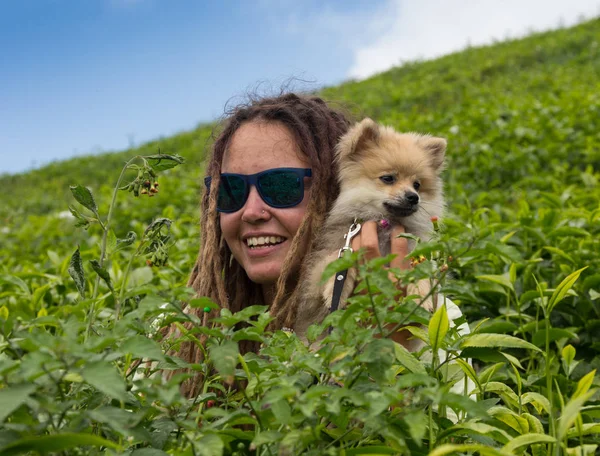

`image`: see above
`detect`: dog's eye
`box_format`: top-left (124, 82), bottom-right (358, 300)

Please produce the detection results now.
top-left (413, 181), bottom-right (421, 190)
top-left (379, 175), bottom-right (396, 185)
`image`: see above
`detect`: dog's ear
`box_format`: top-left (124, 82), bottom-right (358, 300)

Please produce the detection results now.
top-left (337, 118), bottom-right (380, 160)
top-left (419, 136), bottom-right (447, 171)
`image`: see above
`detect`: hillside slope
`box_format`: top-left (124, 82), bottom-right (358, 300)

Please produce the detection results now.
top-left (2, 19), bottom-right (598, 219)
top-left (1, 18), bottom-right (599, 351)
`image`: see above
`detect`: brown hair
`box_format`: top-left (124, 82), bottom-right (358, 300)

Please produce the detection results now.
top-left (168, 92), bottom-right (351, 397)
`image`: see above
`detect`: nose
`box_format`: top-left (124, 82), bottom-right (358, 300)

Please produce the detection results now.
top-left (405, 191), bottom-right (419, 205)
top-left (240, 186), bottom-right (270, 222)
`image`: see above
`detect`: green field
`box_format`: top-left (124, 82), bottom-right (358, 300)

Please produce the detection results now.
top-left (0, 18), bottom-right (599, 455)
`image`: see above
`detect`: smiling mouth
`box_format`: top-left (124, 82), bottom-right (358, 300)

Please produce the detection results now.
top-left (245, 236), bottom-right (285, 249)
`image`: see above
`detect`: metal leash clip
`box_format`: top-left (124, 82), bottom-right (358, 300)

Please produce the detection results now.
top-left (338, 219), bottom-right (362, 258)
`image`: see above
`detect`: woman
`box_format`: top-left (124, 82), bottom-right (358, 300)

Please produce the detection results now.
top-left (170, 93), bottom-right (425, 397)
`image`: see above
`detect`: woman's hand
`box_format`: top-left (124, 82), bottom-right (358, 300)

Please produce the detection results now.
top-left (350, 220), bottom-right (410, 270)
top-left (350, 220), bottom-right (417, 346)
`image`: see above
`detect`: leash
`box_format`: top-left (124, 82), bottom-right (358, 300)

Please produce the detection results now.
top-left (330, 220), bottom-right (362, 313)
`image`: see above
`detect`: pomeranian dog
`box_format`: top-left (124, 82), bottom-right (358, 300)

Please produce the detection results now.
top-left (294, 118), bottom-right (447, 339)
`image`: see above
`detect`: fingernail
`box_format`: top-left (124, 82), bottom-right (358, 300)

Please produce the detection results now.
top-left (379, 219), bottom-right (390, 229)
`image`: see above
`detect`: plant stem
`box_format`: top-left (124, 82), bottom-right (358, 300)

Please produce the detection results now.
top-left (364, 276), bottom-right (384, 335)
top-left (115, 241), bottom-right (146, 321)
top-left (86, 156), bottom-right (142, 338)
top-left (545, 311), bottom-right (557, 456)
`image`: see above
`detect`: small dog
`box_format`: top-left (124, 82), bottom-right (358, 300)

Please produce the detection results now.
top-left (294, 118), bottom-right (447, 339)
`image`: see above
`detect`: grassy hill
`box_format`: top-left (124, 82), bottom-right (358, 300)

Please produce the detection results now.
top-left (0, 17), bottom-right (599, 454)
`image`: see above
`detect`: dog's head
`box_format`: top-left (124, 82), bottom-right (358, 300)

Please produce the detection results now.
top-left (334, 118), bottom-right (446, 223)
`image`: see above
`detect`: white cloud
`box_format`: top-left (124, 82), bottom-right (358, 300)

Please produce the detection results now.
top-left (347, 0), bottom-right (600, 79)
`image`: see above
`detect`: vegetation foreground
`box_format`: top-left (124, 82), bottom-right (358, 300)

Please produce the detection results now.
top-left (0, 18), bottom-right (599, 456)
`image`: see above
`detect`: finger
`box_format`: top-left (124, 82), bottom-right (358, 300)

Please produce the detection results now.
top-left (357, 221), bottom-right (381, 261)
top-left (390, 225), bottom-right (411, 270)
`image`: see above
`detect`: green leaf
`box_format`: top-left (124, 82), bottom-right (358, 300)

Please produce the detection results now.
top-left (501, 352), bottom-right (524, 370)
top-left (81, 362), bottom-right (128, 401)
top-left (522, 392), bottom-right (551, 415)
top-left (477, 319), bottom-right (518, 334)
top-left (131, 450), bottom-right (169, 456)
top-left (250, 431), bottom-right (283, 449)
top-left (270, 399), bottom-right (291, 426)
top-left (492, 408), bottom-right (529, 433)
top-left (128, 267), bottom-right (153, 288)
top-left (566, 444), bottom-right (598, 456)
top-left (188, 297), bottom-right (219, 310)
top-left (502, 433), bottom-right (555, 453)
top-left (194, 434), bottom-right (223, 456)
top-left (566, 423), bottom-right (600, 438)
top-left (547, 267), bottom-right (587, 313)
top-left (0, 275), bottom-right (30, 295)
top-left (461, 333), bottom-right (542, 352)
top-left (31, 283), bottom-right (52, 309)
top-left (543, 246), bottom-right (576, 264)
top-left (68, 203), bottom-right (89, 222)
top-left (68, 247), bottom-right (86, 298)
top-left (429, 443), bottom-right (512, 456)
top-left (531, 328), bottom-right (577, 347)
top-left (429, 303), bottom-right (449, 352)
top-left (106, 229), bottom-right (118, 255)
top-left (89, 259), bottom-right (113, 292)
top-left (360, 338), bottom-right (395, 383)
top-left (146, 153), bottom-right (185, 171)
top-left (121, 335), bottom-right (165, 361)
top-left (394, 341), bottom-right (426, 374)
top-left (454, 358), bottom-right (482, 392)
top-left (345, 447), bottom-right (400, 455)
top-left (321, 255), bottom-right (356, 283)
top-left (572, 369), bottom-right (596, 399)
top-left (557, 390), bottom-right (596, 441)
top-left (70, 184), bottom-right (98, 213)
top-left (0, 433), bottom-right (119, 455)
top-left (476, 274), bottom-right (514, 292)
top-left (88, 406), bottom-right (140, 437)
top-left (209, 340), bottom-right (239, 382)
top-left (562, 344), bottom-right (576, 366)
top-left (117, 231), bottom-right (137, 249)
top-left (477, 382), bottom-right (519, 408)
top-left (404, 411), bottom-right (428, 447)
top-left (522, 412), bottom-right (545, 434)
top-left (0, 384), bottom-right (36, 423)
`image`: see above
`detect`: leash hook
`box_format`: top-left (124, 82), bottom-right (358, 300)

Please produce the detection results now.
top-left (338, 219), bottom-right (362, 258)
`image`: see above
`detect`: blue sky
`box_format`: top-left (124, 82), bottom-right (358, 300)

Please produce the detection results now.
top-left (1, 0), bottom-right (599, 175)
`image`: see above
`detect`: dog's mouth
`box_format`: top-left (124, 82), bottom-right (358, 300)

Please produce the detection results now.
top-left (383, 201), bottom-right (418, 218)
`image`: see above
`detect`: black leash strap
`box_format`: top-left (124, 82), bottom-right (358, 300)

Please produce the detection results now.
top-left (330, 268), bottom-right (349, 313)
top-left (329, 220), bottom-right (361, 319)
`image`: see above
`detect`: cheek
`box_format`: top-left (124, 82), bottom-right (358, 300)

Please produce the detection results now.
top-left (279, 193), bottom-right (310, 237)
top-left (219, 213), bottom-right (237, 244)
top-left (280, 208), bottom-right (306, 237)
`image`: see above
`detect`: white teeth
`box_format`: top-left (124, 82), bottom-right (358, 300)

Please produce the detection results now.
top-left (246, 236), bottom-right (284, 248)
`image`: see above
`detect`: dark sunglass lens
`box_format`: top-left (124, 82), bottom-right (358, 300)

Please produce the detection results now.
top-left (218, 175), bottom-right (247, 212)
top-left (259, 170), bottom-right (303, 207)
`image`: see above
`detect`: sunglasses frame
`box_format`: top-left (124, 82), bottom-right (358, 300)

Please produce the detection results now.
top-left (204, 167), bottom-right (312, 213)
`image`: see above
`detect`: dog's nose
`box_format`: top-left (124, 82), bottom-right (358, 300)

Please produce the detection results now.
top-left (406, 192), bottom-right (419, 205)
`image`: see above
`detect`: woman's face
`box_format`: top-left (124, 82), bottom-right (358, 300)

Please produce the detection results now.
top-left (219, 121), bottom-right (311, 286)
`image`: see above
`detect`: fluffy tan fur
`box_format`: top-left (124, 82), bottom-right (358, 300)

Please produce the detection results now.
top-left (294, 118), bottom-right (447, 338)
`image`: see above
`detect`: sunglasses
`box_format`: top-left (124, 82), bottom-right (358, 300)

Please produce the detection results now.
top-left (204, 168), bottom-right (312, 213)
